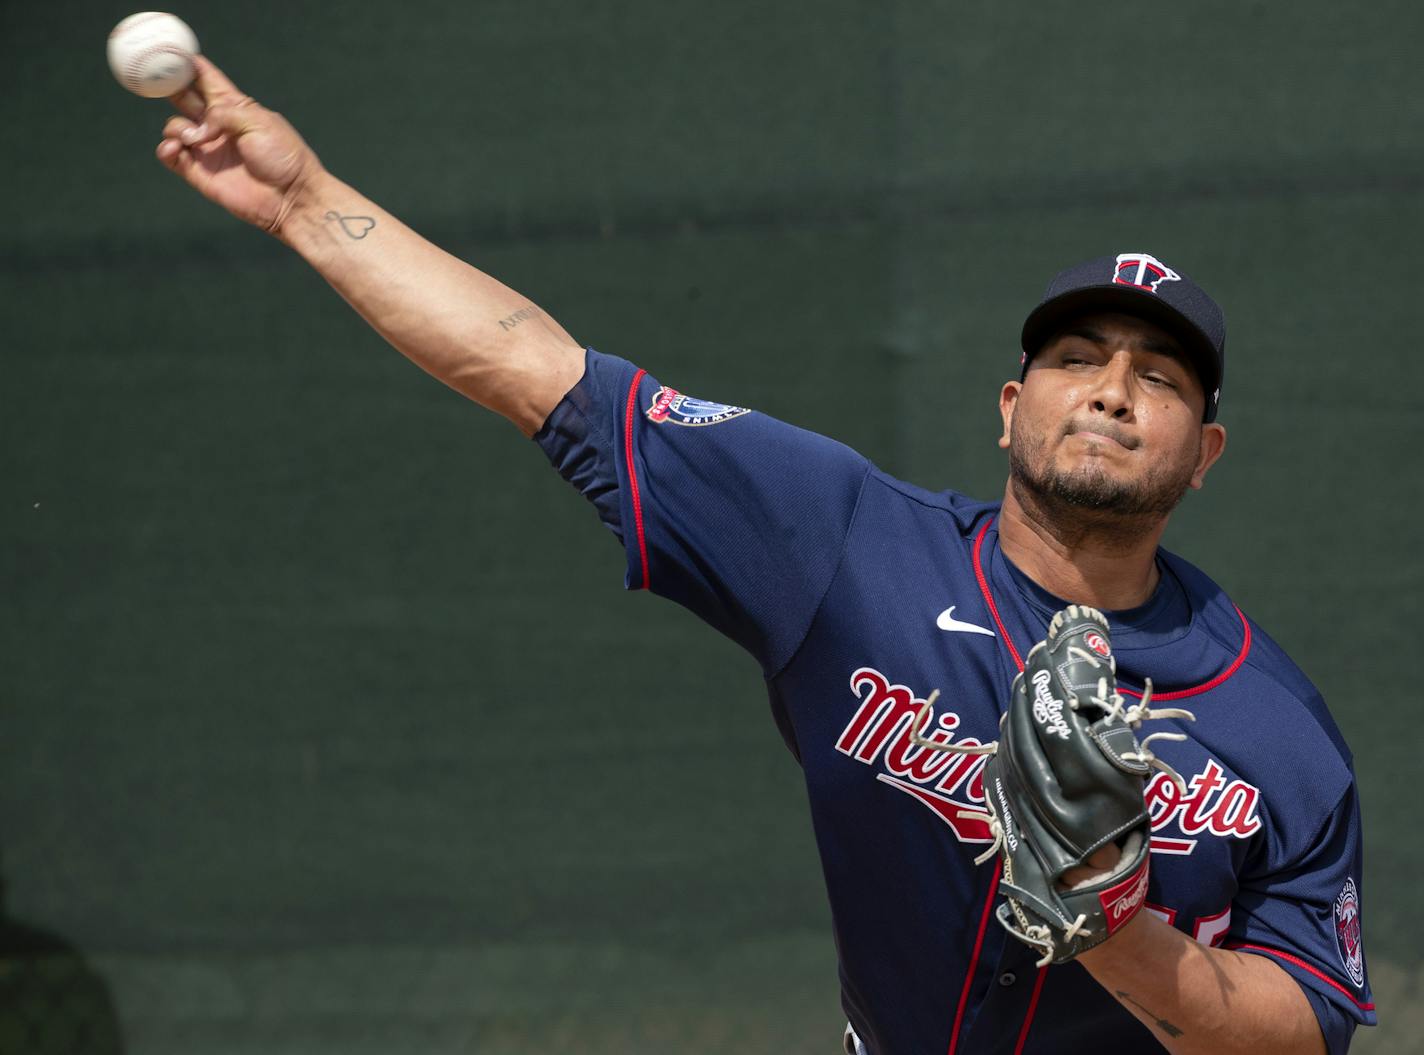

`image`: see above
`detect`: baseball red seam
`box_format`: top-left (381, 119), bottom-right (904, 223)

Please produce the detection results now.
top-left (110, 12), bottom-right (170, 36)
top-left (122, 44), bottom-right (194, 93)
top-left (972, 518), bottom-right (1024, 671)
top-left (1011, 966), bottom-right (1049, 1055)
top-left (946, 857), bottom-right (1003, 1055)
top-left (1224, 941), bottom-right (1375, 1012)
top-left (623, 369), bottom-right (650, 590)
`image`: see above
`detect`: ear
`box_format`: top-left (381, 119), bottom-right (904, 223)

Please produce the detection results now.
top-left (997, 381), bottom-right (1022, 451)
top-left (1189, 423), bottom-right (1227, 489)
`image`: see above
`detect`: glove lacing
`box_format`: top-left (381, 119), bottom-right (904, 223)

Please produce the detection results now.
top-left (1004, 918), bottom-right (1081, 969)
top-left (1066, 642), bottom-right (1197, 792)
top-left (909, 658), bottom-right (1197, 965)
top-left (908, 692), bottom-right (1003, 863)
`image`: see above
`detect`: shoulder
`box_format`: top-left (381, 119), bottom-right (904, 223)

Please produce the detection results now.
top-left (1157, 548), bottom-right (1356, 788)
top-left (859, 469), bottom-right (1001, 539)
top-left (1238, 616), bottom-right (1352, 758)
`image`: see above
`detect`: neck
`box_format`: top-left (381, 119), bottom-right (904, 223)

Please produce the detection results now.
top-left (998, 477), bottom-right (1169, 611)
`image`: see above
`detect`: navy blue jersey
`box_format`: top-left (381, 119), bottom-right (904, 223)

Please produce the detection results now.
top-left (536, 349), bottom-right (1376, 1055)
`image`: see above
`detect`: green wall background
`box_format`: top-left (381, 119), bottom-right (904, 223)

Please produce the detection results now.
top-left (4, 1), bottom-right (1421, 1051)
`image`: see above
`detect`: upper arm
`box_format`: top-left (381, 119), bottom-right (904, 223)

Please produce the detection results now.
top-left (1224, 777), bottom-right (1375, 1055)
top-left (536, 350), bottom-right (871, 672)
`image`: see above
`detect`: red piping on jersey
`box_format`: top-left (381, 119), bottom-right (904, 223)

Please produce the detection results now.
top-left (1121, 605), bottom-right (1251, 701)
top-left (971, 517), bottom-right (1251, 697)
top-left (946, 858), bottom-right (1003, 1055)
top-left (623, 369), bottom-right (650, 590)
top-left (972, 520), bottom-right (1025, 671)
top-left (1012, 967), bottom-right (1049, 1055)
top-left (1225, 941), bottom-right (1375, 1012)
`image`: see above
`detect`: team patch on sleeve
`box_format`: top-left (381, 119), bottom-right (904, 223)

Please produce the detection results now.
top-left (646, 386), bottom-right (750, 426)
top-left (1335, 877), bottom-right (1365, 988)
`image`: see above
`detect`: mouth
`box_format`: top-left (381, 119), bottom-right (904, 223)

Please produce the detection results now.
top-left (1065, 423), bottom-right (1139, 451)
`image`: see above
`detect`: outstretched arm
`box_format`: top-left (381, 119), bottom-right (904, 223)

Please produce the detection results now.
top-left (157, 56), bottom-right (585, 436)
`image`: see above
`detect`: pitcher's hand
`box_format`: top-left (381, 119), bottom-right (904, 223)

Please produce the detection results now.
top-left (157, 56), bottom-right (324, 238)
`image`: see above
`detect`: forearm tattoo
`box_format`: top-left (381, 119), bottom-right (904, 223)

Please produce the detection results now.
top-left (498, 306), bottom-right (541, 332)
top-left (1114, 991), bottom-right (1183, 1038)
top-left (324, 211), bottom-right (376, 240)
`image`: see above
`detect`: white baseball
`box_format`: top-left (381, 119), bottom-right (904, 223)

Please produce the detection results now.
top-left (107, 12), bottom-right (200, 98)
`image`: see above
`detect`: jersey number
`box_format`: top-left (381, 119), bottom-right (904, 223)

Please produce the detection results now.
top-left (1145, 902), bottom-right (1232, 947)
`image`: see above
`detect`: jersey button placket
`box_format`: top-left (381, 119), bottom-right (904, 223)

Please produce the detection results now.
top-left (997, 971), bottom-right (1017, 987)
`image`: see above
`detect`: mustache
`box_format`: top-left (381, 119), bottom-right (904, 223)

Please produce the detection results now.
top-left (1064, 420), bottom-right (1140, 450)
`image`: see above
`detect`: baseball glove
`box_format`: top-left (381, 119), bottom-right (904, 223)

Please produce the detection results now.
top-left (916, 605), bottom-right (1194, 966)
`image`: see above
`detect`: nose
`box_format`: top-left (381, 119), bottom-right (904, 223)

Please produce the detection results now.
top-left (1087, 353), bottom-right (1136, 419)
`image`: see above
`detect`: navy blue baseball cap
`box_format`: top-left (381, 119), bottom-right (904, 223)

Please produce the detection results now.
top-left (1020, 253), bottom-right (1227, 422)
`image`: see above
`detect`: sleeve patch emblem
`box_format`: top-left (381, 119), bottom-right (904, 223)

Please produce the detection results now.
top-left (646, 386), bottom-right (750, 427)
top-left (1335, 877), bottom-right (1366, 988)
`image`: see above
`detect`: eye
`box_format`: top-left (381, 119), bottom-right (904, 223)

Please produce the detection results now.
top-left (1143, 373), bottom-right (1177, 389)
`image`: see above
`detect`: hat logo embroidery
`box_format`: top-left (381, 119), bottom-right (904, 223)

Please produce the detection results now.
top-left (1113, 253), bottom-right (1180, 293)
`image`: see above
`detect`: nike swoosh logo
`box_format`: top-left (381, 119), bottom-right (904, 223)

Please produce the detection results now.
top-left (936, 606), bottom-right (996, 637)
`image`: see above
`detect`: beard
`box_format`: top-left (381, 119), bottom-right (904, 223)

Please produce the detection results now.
top-left (1007, 418), bottom-right (1198, 531)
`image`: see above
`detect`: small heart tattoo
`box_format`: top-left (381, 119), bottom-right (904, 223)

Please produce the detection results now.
top-left (324, 211), bottom-right (376, 240)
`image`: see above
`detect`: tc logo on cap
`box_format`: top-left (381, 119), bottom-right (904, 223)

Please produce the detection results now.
top-left (1113, 253), bottom-right (1180, 293)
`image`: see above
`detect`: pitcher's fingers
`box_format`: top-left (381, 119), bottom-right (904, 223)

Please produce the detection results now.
top-left (196, 96), bottom-right (271, 145)
top-left (164, 112), bottom-right (225, 147)
top-left (156, 138), bottom-right (198, 177)
top-left (169, 85), bottom-right (204, 120)
top-left (156, 142), bottom-right (217, 197)
top-left (163, 115), bottom-right (199, 140)
top-left (156, 137), bottom-right (185, 164)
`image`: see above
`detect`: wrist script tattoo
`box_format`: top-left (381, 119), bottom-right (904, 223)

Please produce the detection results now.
top-left (498, 306), bottom-right (541, 332)
top-left (323, 211), bottom-right (377, 240)
top-left (1114, 991), bottom-right (1183, 1038)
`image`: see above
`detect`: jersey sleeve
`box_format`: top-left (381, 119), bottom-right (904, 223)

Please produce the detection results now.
top-left (534, 348), bottom-right (871, 674)
top-left (1225, 773), bottom-right (1376, 1054)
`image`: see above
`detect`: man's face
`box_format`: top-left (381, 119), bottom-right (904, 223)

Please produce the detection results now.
top-left (999, 312), bottom-right (1227, 522)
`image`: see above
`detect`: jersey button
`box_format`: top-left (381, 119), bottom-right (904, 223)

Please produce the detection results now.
top-left (998, 972), bottom-right (1017, 987)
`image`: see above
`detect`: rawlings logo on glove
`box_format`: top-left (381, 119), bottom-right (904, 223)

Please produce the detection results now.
top-left (1030, 670), bottom-right (1072, 740)
top-left (913, 605), bottom-right (1195, 966)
